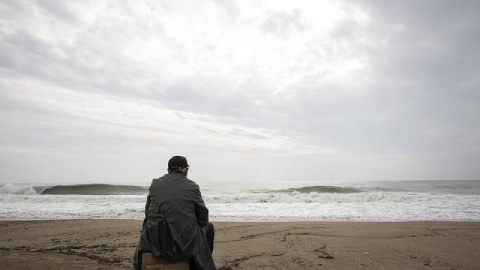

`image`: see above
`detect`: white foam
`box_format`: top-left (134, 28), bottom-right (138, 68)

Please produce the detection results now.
top-left (207, 193), bottom-right (480, 222)
top-left (1, 185), bottom-right (479, 221)
top-left (0, 184), bottom-right (38, 195)
top-left (0, 194), bottom-right (146, 220)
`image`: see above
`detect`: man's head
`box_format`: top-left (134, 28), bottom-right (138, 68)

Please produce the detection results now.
top-left (167, 156), bottom-right (189, 176)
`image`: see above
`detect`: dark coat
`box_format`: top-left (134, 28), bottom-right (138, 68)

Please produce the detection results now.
top-left (138, 172), bottom-right (216, 270)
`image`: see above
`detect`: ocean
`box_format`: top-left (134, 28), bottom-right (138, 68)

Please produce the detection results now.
top-left (1, 180), bottom-right (479, 222)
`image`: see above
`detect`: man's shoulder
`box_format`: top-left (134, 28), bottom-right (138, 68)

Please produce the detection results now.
top-left (186, 178), bottom-right (200, 189)
top-left (150, 174), bottom-right (168, 184)
top-left (181, 176), bottom-right (200, 189)
top-left (152, 174), bottom-right (199, 189)
top-left (154, 173), bottom-right (169, 180)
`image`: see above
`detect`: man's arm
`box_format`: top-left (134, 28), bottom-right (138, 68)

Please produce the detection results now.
top-left (193, 188), bottom-right (209, 226)
top-left (144, 195), bottom-right (151, 216)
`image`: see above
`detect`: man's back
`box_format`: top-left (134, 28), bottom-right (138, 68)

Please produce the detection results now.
top-left (148, 172), bottom-right (208, 222)
top-left (144, 172), bottom-right (209, 253)
top-left (137, 165), bottom-right (215, 270)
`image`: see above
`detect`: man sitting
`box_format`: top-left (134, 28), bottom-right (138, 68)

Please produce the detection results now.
top-left (134, 156), bottom-right (215, 270)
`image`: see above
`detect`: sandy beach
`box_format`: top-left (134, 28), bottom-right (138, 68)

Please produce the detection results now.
top-left (0, 220), bottom-right (479, 270)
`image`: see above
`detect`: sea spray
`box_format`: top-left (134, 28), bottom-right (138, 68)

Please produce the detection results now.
top-left (0, 184), bottom-right (37, 195)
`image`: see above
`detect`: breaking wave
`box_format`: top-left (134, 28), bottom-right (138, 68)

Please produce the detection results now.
top-left (0, 184), bottom-right (38, 195)
top-left (41, 184), bottom-right (148, 195)
top-left (0, 184), bottom-right (148, 195)
top-left (1, 184), bottom-right (361, 195)
top-left (279, 185), bottom-right (362, 194)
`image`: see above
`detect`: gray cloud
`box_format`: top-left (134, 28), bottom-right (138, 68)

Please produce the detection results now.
top-left (0, 0), bottom-right (479, 183)
top-left (262, 9), bottom-right (308, 37)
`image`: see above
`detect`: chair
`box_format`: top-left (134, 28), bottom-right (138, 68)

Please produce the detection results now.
top-left (141, 253), bottom-right (190, 270)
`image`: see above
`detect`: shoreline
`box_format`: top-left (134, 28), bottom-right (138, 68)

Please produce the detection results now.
top-left (1, 220), bottom-right (479, 269)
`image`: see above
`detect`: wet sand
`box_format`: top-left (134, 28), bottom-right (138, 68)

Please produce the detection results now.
top-left (0, 220), bottom-right (479, 269)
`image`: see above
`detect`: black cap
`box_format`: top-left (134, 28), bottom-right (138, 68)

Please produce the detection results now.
top-left (168, 156), bottom-right (189, 169)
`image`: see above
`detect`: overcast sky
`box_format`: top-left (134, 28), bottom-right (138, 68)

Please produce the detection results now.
top-left (1, 0), bottom-right (479, 184)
